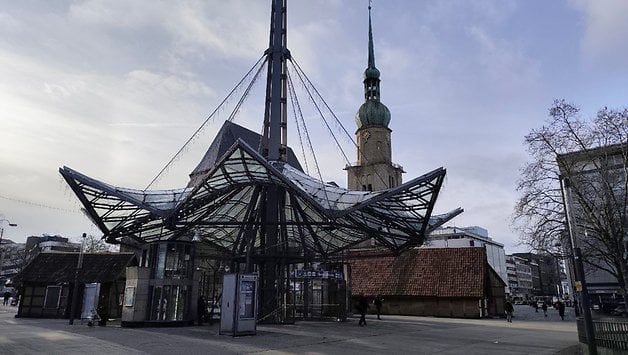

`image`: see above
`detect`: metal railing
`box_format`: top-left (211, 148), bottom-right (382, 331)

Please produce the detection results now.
top-left (594, 318), bottom-right (628, 351)
top-left (578, 317), bottom-right (628, 351)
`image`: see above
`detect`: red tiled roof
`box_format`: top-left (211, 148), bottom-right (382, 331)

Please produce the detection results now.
top-left (348, 248), bottom-right (488, 298)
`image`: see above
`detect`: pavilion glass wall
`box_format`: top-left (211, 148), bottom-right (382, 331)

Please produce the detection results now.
top-left (144, 241), bottom-right (194, 322)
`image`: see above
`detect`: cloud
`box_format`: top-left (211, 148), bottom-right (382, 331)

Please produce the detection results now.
top-left (0, 12), bottom-right (21, 32)
top-left (570, 0), bottom-right (628, 71)
top-left (466, 26), bottom-right (541, 93)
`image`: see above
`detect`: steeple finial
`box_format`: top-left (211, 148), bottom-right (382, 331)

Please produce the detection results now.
top-left (363, 1), bottom-right (381, 96)
top-left (356, 1), bottom-right (391, 130)
top-left (368, 2), bottom-right (376, 71)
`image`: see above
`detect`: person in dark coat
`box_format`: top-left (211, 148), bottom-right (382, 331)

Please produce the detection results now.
top-left (357, 294), bottom-right (368, 326)
top-left (533, 301), bottom-right (538, 313)
top-left (197, 295), bottom-right (207, 326)
top-left (504, 301), bottom-right (514, 323)
top-left (374, 295), bottom-right (383, 320)
top-left (557, 301), bottom-right (565, 320)
top-left (541, 301), bottom-right (548, 317)
top-left (3, 291), bottom-right (10, 306)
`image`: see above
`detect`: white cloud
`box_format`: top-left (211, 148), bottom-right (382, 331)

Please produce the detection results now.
top-left (570, 0), bottom-right (628, 70)
top-left (0, 12), bottom-right (21, 32)
top-left (466, 25), bottom-right (540, 91)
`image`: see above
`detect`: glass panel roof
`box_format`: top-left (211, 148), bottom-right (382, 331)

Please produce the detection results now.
top-left (60, 139), bottom-right (461, 257)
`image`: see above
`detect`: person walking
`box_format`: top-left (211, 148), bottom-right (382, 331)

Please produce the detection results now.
top-left (557, 301), bottom-right (565, 320)
top-left (357, 294), bottom-right (368, 326)
top-left (541, 301), bottom-right (548, 317)
top-left (197, 295), bottom-right (207, 326)
top-left (374, 295), bottom-right (383, 320)
top-left (533, 301), bottom-right (538, 313)
top-left (504, 301), bottom-right (514, 323)
top-left (2, 291), bottom-right (10, 306)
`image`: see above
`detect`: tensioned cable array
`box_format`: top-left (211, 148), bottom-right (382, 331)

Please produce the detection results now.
top-left (287, 56), bottom-right (392, 191)
top-left (144, 55), bottom-right (267, 191)
top-left (143, 51), bottom-right (391, 203)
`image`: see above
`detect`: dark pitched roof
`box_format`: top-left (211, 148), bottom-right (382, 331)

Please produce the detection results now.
top-left (349, 248), bottom-right (490, 298)
top-left (188, 120), bottom-right (304, 186)
top-left (15, 252), bottom-right (137, 284)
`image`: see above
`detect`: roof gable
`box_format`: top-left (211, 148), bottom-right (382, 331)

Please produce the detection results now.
top-left (16, 252), bottom-right (137, 284)
top-left (188, 120), bottom-right (304, 186)
top-left (349, 248), bottom-right (488, 298)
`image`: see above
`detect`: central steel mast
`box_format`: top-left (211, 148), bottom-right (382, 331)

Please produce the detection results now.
top-left (261, 0), bottom-right (289, 161)
top-left (258, 0), bottom-right (291, 323)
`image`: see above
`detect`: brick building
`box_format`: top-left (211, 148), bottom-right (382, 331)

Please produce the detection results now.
top-left (348, 248), bottom-right (506, 318)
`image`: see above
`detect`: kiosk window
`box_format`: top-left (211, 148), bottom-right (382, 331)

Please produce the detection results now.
top-left (239, 281), bottom-right (255, 318)
top-left (44, 286), bottom-right (61, 309)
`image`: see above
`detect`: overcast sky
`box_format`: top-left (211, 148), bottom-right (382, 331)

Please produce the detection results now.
top-left (1, 0), bottom-right (628, 252)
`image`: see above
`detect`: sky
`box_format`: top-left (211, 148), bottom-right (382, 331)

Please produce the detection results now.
top-left (1, 0), bottom-right (628, 253)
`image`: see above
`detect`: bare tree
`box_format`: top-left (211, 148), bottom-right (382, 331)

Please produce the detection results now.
top-left (10, 244), bottom-right (41, 278)
top-left (81, 235), bottom-right (118, 253)
top-left (514, 99), bottom-right (628, 303)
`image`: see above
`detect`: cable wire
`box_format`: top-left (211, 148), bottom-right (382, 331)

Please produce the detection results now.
top-left (144, 54), bottom-right (267, 190)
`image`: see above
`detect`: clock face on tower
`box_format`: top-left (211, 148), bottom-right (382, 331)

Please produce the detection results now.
top-left (361, 130), bottom-right (371, 142)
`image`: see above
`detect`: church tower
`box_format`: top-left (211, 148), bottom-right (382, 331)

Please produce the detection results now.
top-left (346, 5), bottom-right (404, 191)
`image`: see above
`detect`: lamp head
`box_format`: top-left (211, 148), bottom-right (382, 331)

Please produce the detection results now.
top-left (192, 227), bottom-right (201, 242)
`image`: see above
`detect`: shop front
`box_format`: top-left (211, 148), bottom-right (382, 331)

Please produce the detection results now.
top-left (290, 267), bottom-right (347, 321)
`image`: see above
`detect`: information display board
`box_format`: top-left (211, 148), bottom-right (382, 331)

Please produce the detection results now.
top-left (219, 273), bottom-right (258, 336)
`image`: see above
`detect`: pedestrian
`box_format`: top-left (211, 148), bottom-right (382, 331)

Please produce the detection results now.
top-left (533, 301), bottom-right (538, 312)
top-left (541, 301), bottom-right (548, 317)
top-left (3, 291), bottom-right (10, 306)
top-left (557, 301), bottom-right (565, 320)
top-left (504, 301), bottom-right (514, 323)
top-left (374, 295), bottom-right (383, 320)
top-left (357, 294), bottom-right (368, 326)
top-left (197, 295), bottom-right (206, 326)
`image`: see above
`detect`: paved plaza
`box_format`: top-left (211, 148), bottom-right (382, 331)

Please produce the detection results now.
top-left (0, 304), bottom-right (579, 354)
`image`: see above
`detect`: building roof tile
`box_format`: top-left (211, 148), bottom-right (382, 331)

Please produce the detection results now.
top-left (349, 248), bottom-right (489, 298)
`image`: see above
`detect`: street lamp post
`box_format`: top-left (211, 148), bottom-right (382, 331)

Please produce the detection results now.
top-left (69, 233), bottom-right (86, 325)
top-left (0, 219), bottom-right (18, 280)
top-left (560, 176), bottom-right (597, 355)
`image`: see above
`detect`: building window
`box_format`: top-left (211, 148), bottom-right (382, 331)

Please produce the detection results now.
top-left (43, 286), bottom-right (61, 309)
top-left (469, 240), bottom-right (475, 247)
top-left (151, 242), bottom-right (193, 279)
top-left (368, 184), bottom-right (372, 191)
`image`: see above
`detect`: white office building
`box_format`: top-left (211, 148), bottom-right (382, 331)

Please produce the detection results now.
top-left (426, 226), bottom-right (509, 294)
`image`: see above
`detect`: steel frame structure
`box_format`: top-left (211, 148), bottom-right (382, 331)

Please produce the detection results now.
top-left (60, 0), bottom-right (462, 323)
top-left (60, 139), bottom-right (461, 258)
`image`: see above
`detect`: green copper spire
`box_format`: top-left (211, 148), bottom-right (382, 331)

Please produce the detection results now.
top-left (365, 5), bottom-right (380, 80)
top-left (356, 3), bottom-right (390, 130)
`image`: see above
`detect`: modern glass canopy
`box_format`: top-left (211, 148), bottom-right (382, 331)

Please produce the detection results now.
top-left (60, 0), bottom-right (462, 267)
top-left (59, 0), bottom-right (463, 324)
top-left (60, 137), bottom-right (461, 261)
